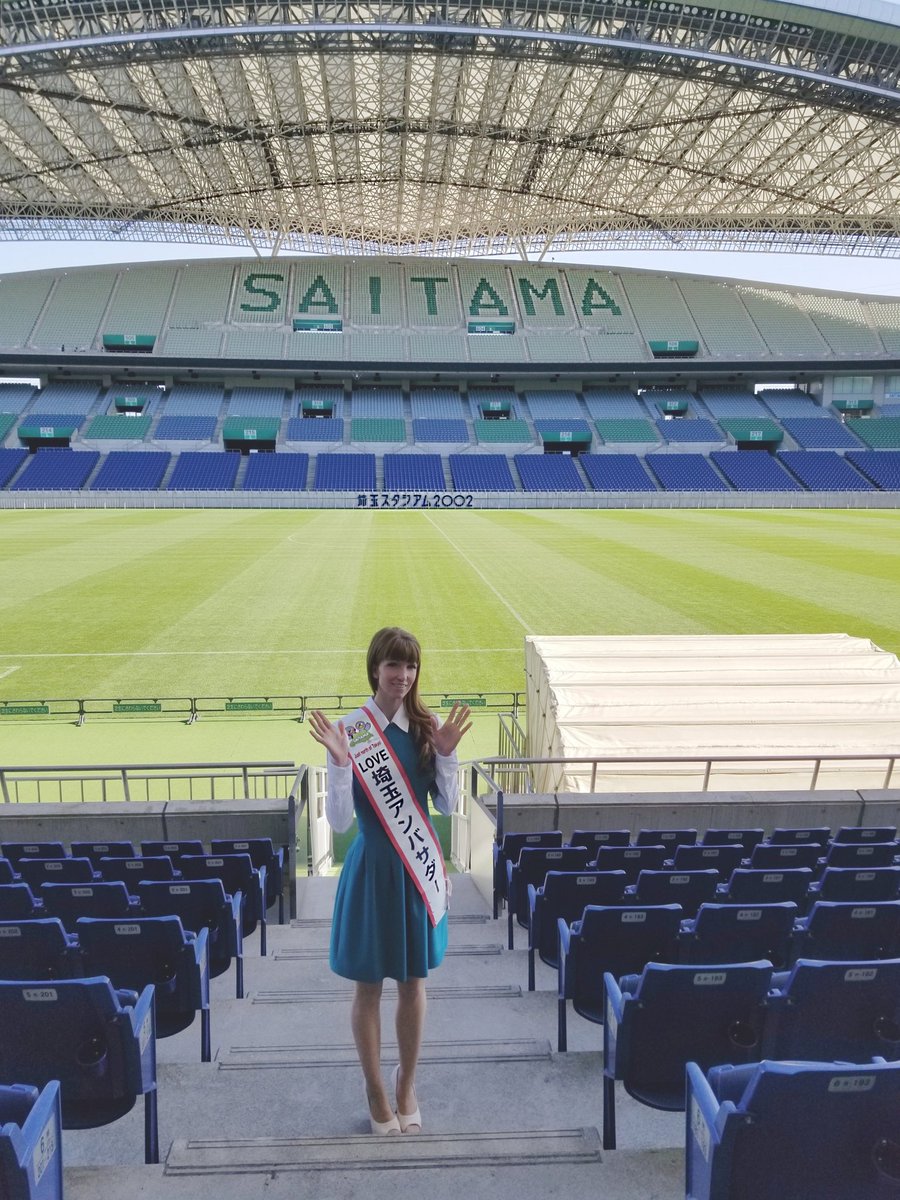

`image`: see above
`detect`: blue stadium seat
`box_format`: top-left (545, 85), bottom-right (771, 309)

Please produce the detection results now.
top-left (686, 1058), bottom-right (900, 1200)
top-left (17, 858), bottom-right (97, 890)
top-left (210, 837), bottom-right (285, 922)
top-left (137, 879), bottom-right (244, 999)
top-left (766, 826), bottom-right (831, 845)
top-left (447, 454), bottom-right (516, 491)
top-left (809, 866), bottom-right (900, 904)
top-left (655, 418), bottom-right (723, 444)
top-left (835, 825), bottom-right (898, 844)
top-left (0, 860), bottom-right (17, 885)
top-left (285, 417), bottom-right (343, 442)
top-left (710, 451), bottom-right (802, 492)
top-left (167, 451), bottom-right (240, 491)
top-left (493, 832), bottom-right (562, 919)
top-left (671, 844), bottom-right (746, 879)
top-left (180, 853), bottom-right (267, 953)
top-left (566, 830), bottom-right (631, 852)
top-left (846, 450), bottom-right (900, 489)
top-left (513, 454), bottom-right (585, 492)
top-left (765, 958), bottom-right (900, 1063)
top-left (748, 843), bottom-right (822, 871)
top-left (777, 449), bottom-right (874, 490)
top-left (76, 916), bottom-right (211, 1062)
top-left (526, 869), bottom-right (627, 988)
top-left (701, 828), bottom-right (764, 852)
top-left (70, 841), bottom-right (135, 867)
top-left (0, 919), bottom-right (81, 981)
top-left (0, 1081), bottom-right (62, 1200)
top-left (719, 867), bottom-right (813, 906)
top-left (590, 845), bottom-right (670, 885)
top-left (313, 453), bottom-right (376, 491)
top-left (154, 416), bottom-right (217, 440)
top-left (821, 840), bottom-right (900, 869)
top-left (90, 451), bottom-right (169, 491)
top-left (0, 448), bottom-right (28, 488)
top-left (579, 453), bottom-right (657, 491)
top-left (791, 900), bottom-right (900, 961)
top-left (97, 856), bottom-right (178, 885)
top-left (140, 840), bottom-right (204, 864)
top-left (556, 904), bottom-right (682, 1052)
top-left (603, 960), bottom-right (773, 1148)
top-left (39, 882), bottom-right (137, 932)
top-left (627, 869), bottom-right (720, 918)
top-left (411, 419), bottom-right (469, 444)
top-left (242, 453), bottom-right (309, 491)
top-left (506, 847), bottom-right (592, 949)
top-left (0, 977), bottom-right (158, 1162)
top-left (1, 845), bottom-right (65, 870)
top-left (635, 828), bottom-right (697, 849)
top-left (645, 453), bottom-right (730, 491)
top-left (679, 902), bottom-right (797, 968)
top-left (11, 449), bottom-right (99, 491)
top-left (409, 387), bottom-right (466, 420)
top-left (382, 454), bottom-right (446, 490)
top-left (0, 886), bottom-right (44, 921)
top-left (782, 416), bottom-right (861, 449)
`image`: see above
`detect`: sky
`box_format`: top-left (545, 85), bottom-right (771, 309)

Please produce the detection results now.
top-left (3, 238), bottom-right (900, 297)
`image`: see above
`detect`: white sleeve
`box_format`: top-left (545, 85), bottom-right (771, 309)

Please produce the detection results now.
top-left (432, 749), bottom-right (460, 817)
top-left (324, 754), bottom-right (355, 833)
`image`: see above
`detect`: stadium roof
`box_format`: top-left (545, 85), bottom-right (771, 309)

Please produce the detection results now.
top-left (3, 0), bottom-right (900, 257)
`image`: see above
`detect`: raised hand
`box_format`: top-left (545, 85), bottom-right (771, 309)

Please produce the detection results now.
top-left (308, 709), bottom-right (350, 766)
top-left (433, 702), bottom-right (473, 757)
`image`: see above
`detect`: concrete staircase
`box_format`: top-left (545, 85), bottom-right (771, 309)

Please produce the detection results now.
top-left (62, 874), bottom-right (683, 1199)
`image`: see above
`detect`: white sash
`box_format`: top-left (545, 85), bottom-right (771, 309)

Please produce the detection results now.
top-left (345, 704), bottom-right (448, 927)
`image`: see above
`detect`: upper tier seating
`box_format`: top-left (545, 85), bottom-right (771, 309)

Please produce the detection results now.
top-left (313, 453), bottom-right (376, 491)
top-left (10, 449), bottom-right (99, 491)
top-left (580, 453), bottom-right (657, 491)
top-left (285, 418), bottom-right (343, 442)
top-left (409, 388), bottom-right (466, 419)
top-left (350, 386), bottom-right (403, 418)
top-left (645, 453), bottom-right (730, 491)
top-left (583, 387), bottom-right (645, 419)
top-left (699, 388), bottom-right (766, 417)
top-left (759, 390), bottom-right (823, 418)
top-left (153, 416), bottom-right (217, 441)
top-left (524, 391), bottom-right (584, 419)
top-left (84, 415), bottom-right (152, 440)
top-left (847, 416), bottom-right (900, 449)
top-left (710, 451), bottom-right (803, 492)
top-left (655, 418), bottom-right (723, 443)
top-left (473, 419), bottom-right (531, 444)
top-left (782, 417), bottom-right (862, 449)
top-left (350, 418), bottom-right (405, 443)
top-left (448, 453), bottom-right (516, 491)
top-left (797, 293), bottom-right (885, 355)
top-left (242, 453), bottom-right (309, 490)
top-left (676, 279), bottom-right (767, 357)
top-left (777, 450), bottom-right (874, 490)
top-left (514, 454), bottom-right (585, 492)
top-left (738, 290), bottom-right (829, 356)
top-left (846, 450), bottom-right (900, 489)
top-left (0, 384), bottom-right (37, 413)
top-left (593, 419), bottom-right (659, 444)
top-left (162, 386), bottom-right (224, 417)
top-left (227, 388), bottom-right (285, 418)
top-left (166, 452), bottom-right (239, 491)
top-left (411, 419), bottom-right (469, 443)
top-left (382, 454), bottom-right (445, 490)
top-left (0, 449), bottom-right (27, 488)
top-left (29, 382), bottom-right (100, 416)
top-left (881, 402), bottom-right (900, 417)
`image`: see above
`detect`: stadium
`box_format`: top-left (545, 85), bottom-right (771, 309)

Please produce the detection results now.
top-left (1, 0), bottom-right (900, 1198)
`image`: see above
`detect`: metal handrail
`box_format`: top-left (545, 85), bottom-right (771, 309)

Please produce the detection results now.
top-left (0, 760), bottom-right (297, 804)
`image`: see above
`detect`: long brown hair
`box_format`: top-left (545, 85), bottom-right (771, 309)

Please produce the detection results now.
top-left (366, 626), bottom-right (435, 769)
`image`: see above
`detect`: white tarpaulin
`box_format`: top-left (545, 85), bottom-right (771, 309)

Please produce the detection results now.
top-left (524, 634), bottom-right (900, 793)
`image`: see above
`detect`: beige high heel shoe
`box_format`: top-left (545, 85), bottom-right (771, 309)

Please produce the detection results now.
top-left (391, 1064), bottom-right (422, 1134)
top-left (365, 1081), bottom-right (401, 1135)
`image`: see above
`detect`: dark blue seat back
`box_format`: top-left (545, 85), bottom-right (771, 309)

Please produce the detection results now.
top-left (686, 1058), bottom-right (900, 1200)
top-left (0, 845), bottom-right (65, 870)
top-left (0, 920), bottom-right (80, 981)
top-left (495, 832), bottom-right (562, 900)
top-left (509, 847), bottom-right (592, 925)
top-left (0, 885), bottom-right (43, 921)
top-left (532, 870), bottom-right (626, 966)
top-left (140, 840), bottom-right (204, 864)
top-left (681, 902), bottom-right (797, 968)
top-left (767, 958), bottom-right (900, 1063)
top-left (39, 882), bottom-right (133, 933)
top-left (98, 856), bottom-right (177, 884)
top-left (814, 866), bottom-right (900, 904)
top-left (767, 827), bottom-right (831, 846)
top-left (631, 870), bottom-right (719, 918)
top-left (0, 860), bottom-right (17, 885)
top-left (136, 879), bottom-right (239, 979)
top-left (567, 830), bottom-right (630, 851)
top-left (723, 868), bottom-right (813, 906)
top-left (671, 844), bottom-right (745, 878)
top-left (635, 829), bottom-right (697, 849)
top-left (823, 841), bottom-right (900, 869)
top-left (71, 841), bottom-right (135, 867)
top-left (17, 859), bottom-right (95, 890)
top-left (701, 828), bottom-right (764, 851)
top-left (180, 854), bottom-right (260, 934)
top-left (0, 1080), bottom-right (63, 1200)
top-left (794, 900), bottom-right (900, 961)
top-left (834, 825), bottom-right (897, 844)
top-left (592, 845), bottom-right (669, 885)
top-left (749, 843), bottom-right (822, 871)
top-left (210, 838), bottom-right (282, 906)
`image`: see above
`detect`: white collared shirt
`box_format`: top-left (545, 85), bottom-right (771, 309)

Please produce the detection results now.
top-left (324, 699), bottom-right (459, 833)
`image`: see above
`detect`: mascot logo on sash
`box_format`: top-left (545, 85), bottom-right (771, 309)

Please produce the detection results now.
top-left (347, 719), bottom-right (374, 748)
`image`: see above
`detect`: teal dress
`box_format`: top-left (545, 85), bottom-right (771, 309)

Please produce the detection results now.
top-left (330, 722), bottom-right (449, 983)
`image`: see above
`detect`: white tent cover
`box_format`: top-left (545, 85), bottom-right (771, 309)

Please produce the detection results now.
top-left (524, 633), bottom-right (900, 793)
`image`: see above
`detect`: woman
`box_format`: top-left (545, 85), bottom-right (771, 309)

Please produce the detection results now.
top-left (309, 627), bottom-right (472, 1135)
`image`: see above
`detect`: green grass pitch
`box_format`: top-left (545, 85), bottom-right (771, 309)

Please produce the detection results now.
top-left (1, 506), bottom-right (899, 765)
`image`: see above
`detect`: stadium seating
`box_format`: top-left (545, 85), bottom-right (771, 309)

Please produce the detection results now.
top-left (716, 417), bottom-right (784, 445)
top-left (97, 856), bottom-right (178, 885)
top-left (17, 858), bottom-right (97, 890)
top-left (701, 828), bottom-right (764, 851)
top-left (351, 386), bottom-right (403, 418)
top-left (782, 416), bottom-right (862, 449)
top-left (526, 869), bottom-right (627, 988)
top-left (350, 418), bottom-right (405, 443)
top-left (718, 868), bottom-right (814, 906)
top-left (210, 837), bottom-right (285, 920)
top-left (448, 454), bottom-right (516, 491)
top-left (382, 454), bottom-right (446, 490)
top-left (836, 825), bottom-right (898, 843)
top-left (137, 878), bottom-right (244, 998)
top-left (0, 918), bottom-right (81, 981)
top-left (513, 454), bottom-right (585, 492)
top-left (0, 383), bottom-right (37, 412)
top-left (766, 826), bottom-right (830, 846)
top-left (846, 450), bottom-right (900, 488)
top-left (645, 453), bottom-right (730, 491)
top-left (0, 860), bottom-right (17, 885)
top-left (313, 453), bottom-right (376, 490)
top-left (747, 843), bottom-right (822, 871)
top-left (679, 901), bottom-right (797, 968)
top-left (809, 866), bottom-right (900, 905)
top-left (0, 449), bottom-right (28, 487)
top-left (0, 886), bottom-right (44, 921)
top-left (626, 869), bottom-right (720, 918)
top-left (227, 387), bottom-right (285, 418)
top-left (11, 450), bottom-right (99, 491)
top-left (409, 387), bottom-right (466, 419)
top-left (592, 418), bottom-right (660, 445)
top-left (822, 840), bottom-right (900, 868)
top-left (473, 419), bottom-right (531, 444)
top-left (180, 852), bottom-right (268, 952)
top-left (676, 280), bottom-right (767, 357)
top-left (670, 844), bottom-right (746, 878)
top-left (656, 418), bottom-right (723, 443)
top-left (603, 960), bottom-right (772, 1148)
top-left (0, 977), bottom-right (158, 1162)
top-left (580, 453), bottom-right (656, 491)
top-left (556, 904), bottom-right (683, 1051)
top-left (847, 416), bottom-right (900, 448)
top-left (524, 391), bottom-right (584, 419)
top-left (699, 388), bottom-right (767, 417)
top-left (242, 453), bottom-right (309, 490)
top-left (166, 452), bottom-right (239, 491)
top-left (777, 449), bottom-right (874, 490)
top-left (90, 451), bottom-right (170, 490)
top-left (1, 845), bottom-right (65, 868)
top-left (39, 882), bottom-right (137, 932)
top-left (711, 450), bottom-right (801, 492)
top-left (583, 387), bottom-right (644, 419)
top-left (634, 828), bottom-right (697, 849)
top-left (685, 1058), bottom-right (900, 1200)
top-left (285, 417), bottom-right (343, 442)
top-left (505, 846), bottom-right (592, 948)
top-left (29, 382), bottom-right (100, 415)
top-left (153, 416), bottom-right (217, 441)
top-left (160, 385), bottom-right (224, 417)
top-left (0, 1080), bottom-right (63, 1200)
top-left (84, 415), bottom-right (152, 440)
top-left (591, 844), bottom-right (670, 884)
top-left (140, 841), bottom-right (204, 863)
top-left (567, 830), bottom-right (631, 852)
top-left (791, 900), bottom-right (900, 961)
top-left (411, 419), bottom-right (469, 444)
top-left (493, 832), bottom-right (562, 918)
